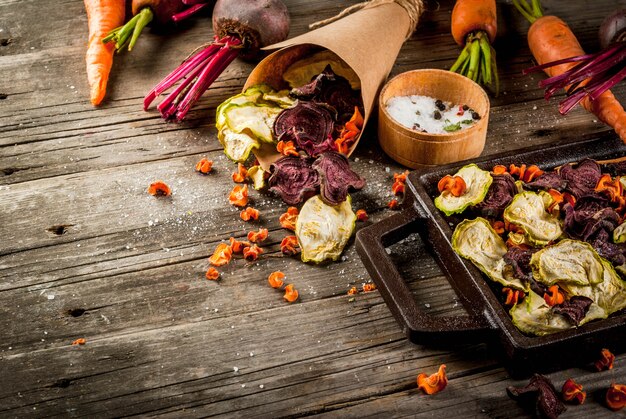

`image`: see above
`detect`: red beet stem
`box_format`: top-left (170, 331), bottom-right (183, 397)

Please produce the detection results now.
top-left (174, 38), bottom-right (240, 121)
top-left (171, 2), bottom-right (210, 23)
top-left (143, 38), bottom-right (223, 110)
top-left (145, 35), bottom-right (242, 121)
top-left (525, 41), bottom-right (626, 115)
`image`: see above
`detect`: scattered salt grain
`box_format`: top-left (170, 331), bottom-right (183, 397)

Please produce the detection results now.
top-left (47, 295), bottom-right (55, 300)
top-left (259, 384), bottom-right (264, 389)
top-left (233, 367), bottom-right (239, 372)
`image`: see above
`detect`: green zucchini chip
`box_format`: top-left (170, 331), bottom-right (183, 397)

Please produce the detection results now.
top-left (452, 217), bottom-right (527, 290)
top-left (613, 222), bottom-right (626, 243)
top-left (246, 165), bottom-right (266, 190)
top-left (295, 195), bottom-right (356, 263)
top-left (219, 128), bottom-right (260, 163)
top-left (530, 240), bottom-right (604, 287)
top-left (434, 164), bottom-right (492, 216)
top-left (503, 191), bottom-right (562, 246)
top-left (223, 102), bottom-right (282, 143)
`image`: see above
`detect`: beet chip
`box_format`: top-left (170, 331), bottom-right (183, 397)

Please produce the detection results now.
top-left (313, 151), bottom-right (365, 206)
top-left (269, 156), bottom-right (320, 205)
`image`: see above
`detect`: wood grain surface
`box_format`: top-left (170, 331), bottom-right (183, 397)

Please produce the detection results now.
top-left (1, 0), bottom-right (626, 417)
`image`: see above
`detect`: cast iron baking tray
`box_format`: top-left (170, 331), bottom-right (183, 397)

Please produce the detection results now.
top-left (356, 133), bottom-right (626, 377)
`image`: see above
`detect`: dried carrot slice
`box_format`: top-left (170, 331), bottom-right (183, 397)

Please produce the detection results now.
top-left (148, 181), bottom-right (171, 197)
top-left (280, 235), bottom-right (299, 256)
top-left (417, 364), bottom-right (447, 395)
top-left (543, 285), bottom-right (565, 306)
top-left (283, 284), bottom-right (299, 303)
top-left (229, 184), bottom-right (248, 207)
top-left (243, 244), bottom-right (263, 261)
top-left (437, 175), bottom-right (466, 197)
top-left (561, 378), bottom-right (586, 405)
top-left (522, 165), bottom-right (544, 182)
top-left (393, 170), bottom-right (409, 184)
top-left (491, 220), bottom-right (505, 235)
top-left (279, 207), bottom-right (299, 231)
top-left (362, 283), bottom-right (377, 292)
top-left (277, 140), bottom-right (299, 157)
top-left (594, 348), bottom-right (615, 371)
top-left (232, 163), bottom-right (248, 183)
top-left (606, 383), bottom-right (626, 411)
top-left (347, 286), bottom-right (358, 295)
top-left (492, 164), bottom-right (507, 174)
top-left (388, 199), bottom-right (399, 210)
top-left (392, 180), bottom-right (405, 196)
top-left (595, 173), bottom-right (623, 201)
top-left (209, 243), bottom-right (233, 266)
top-left (240, 207), bottom-right (260, 222)
top-left (195, 158), bottom-right (213, 174)
top-left (509, 164), bottom-right (526, 180)
top-left (268, 271), bottom-right (285, 289)
top-left (247, 228), bottom-right (268, 243)
top-left (71, 338), bottom-right (86, 346)
top-left (205, 267), bottom-right (220, 281)
top-left (229, 237), bottom-right (249, 254)
top-left (355, 209), bottom-right (368, 222)
top-left (335, 107), bottom-right (364, 155)
top-left (502, 287), bottom-right (525, 306)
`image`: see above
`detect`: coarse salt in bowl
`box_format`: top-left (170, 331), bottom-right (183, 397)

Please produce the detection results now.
top-left (378, 69), bottom-right (490, 168)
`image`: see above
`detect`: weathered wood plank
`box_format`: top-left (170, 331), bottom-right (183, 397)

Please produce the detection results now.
top-left (2, 0), bottom-right (626, 417)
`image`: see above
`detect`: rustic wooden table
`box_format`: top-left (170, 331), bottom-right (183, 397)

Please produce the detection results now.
top-left (2, 0), bottom-right (626, 417)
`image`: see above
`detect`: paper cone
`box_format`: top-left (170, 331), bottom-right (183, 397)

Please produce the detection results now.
top-left (243, 2), bottom-right (411, 169)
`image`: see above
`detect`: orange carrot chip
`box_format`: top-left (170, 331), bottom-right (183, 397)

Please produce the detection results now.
top-left (205, 267), bottom-right (220, 281)
top-left (229, 184), bottom-right (248, 207)
top-left (562, 378), bottom-right (586, 405)
top-left (243, 244), bottom-right (263, 261)
top-left (209, 243), bottom-right (233, 267)
top-left (283, 284), bottom-right (299, 303)
top-left (268, 271), bottom-right (285, 289)
top-left (279, 207), bottom-right (299, 231)
top-left (240, 207), bottom-right (260, 222)
top-left (148, 181), bottom-right (171, 197)
top-left (195, 158), bottom-right (213, 174)
top-left (247, 228), bottom-right (268, 243)
top-left (280, 235), bottom-right (299, 256)
top-left (417, 364), bottom-right (447, 395)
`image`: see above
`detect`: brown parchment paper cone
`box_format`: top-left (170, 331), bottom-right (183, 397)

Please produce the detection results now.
top-left (243, 2), bottom-right (412, 170)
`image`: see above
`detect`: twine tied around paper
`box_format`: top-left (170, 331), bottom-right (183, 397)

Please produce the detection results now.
top-left (309, 0), bottom-right (424, 38)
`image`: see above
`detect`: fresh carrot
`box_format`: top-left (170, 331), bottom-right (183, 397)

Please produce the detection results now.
top-left (514, 0), bottom-right (626, 141)
top-left (84, 0), bottom-right (125, 106)
top-left (450, 0), bottom-right (499, 94)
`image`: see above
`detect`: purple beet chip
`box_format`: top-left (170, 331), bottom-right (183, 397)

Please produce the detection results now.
top-left (268, 156), bottom-right (320, 205)
top-left (559, 158), bottom-right (601, 198)
top-left (474, 173), bottom-right (517, 218)
top-left (507, 374), bottom-right (566, 419)
top-left (274, 101), bottom-right (335, 157)
top-left (312, 151), bottom-right (366, 206)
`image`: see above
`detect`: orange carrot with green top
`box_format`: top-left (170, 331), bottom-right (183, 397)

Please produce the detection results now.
top-left (84, 0), bottom-right (125, 106)
top-left (450, 0), bottom-right (499, 94)
top-left (514, 0), bottom-right (626, 142)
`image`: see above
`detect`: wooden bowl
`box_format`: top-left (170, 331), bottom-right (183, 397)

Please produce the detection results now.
top-left (378, 69), bottom-right (490, 168)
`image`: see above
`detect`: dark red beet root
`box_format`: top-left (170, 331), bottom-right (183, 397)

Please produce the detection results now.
top-left (145, 0), bottom-right (290, 121)
top-left (213, 0), bottom-right (290, 60)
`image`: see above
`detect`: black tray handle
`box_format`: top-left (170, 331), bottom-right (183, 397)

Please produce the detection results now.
top-left (356, 205), bottom-right (492, 344)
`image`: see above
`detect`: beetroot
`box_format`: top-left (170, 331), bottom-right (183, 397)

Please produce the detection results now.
top-left (274, 102), bottom-right (335, 157)
top-left (268, 156), bottom-right (320, 205)
top-left (145, 0), bottom-right (290, 121)
top-left (313, 152), bottom-right (365, 206)
top-left (291, 66), bottom-right (361, 121)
